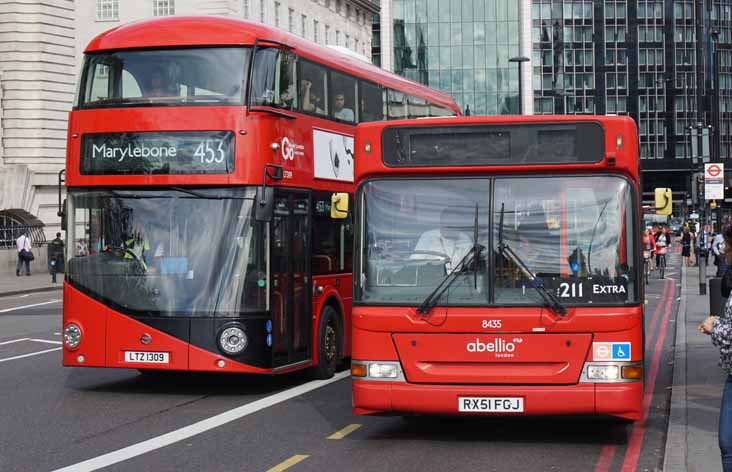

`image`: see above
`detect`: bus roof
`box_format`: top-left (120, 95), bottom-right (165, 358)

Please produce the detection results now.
top-left (355, 114), bottom-right (639, 179)
top-left (84, 16), bottom-right (459, 113)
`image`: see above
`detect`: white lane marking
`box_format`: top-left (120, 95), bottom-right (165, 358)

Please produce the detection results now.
top-left (0, 347), bottom-right (61, 363)
top-left (54, 332), bottom-right (61, 336)
top-left (19, 294), bottom-right (30, 298)
top-left (53, 371), bottom-right (351, 472)
top-left (0, 338), bottom-right (30, 346)
top-left (29, 339), bottom-right (63, 345)
top-left (0, 299), bottom-right (61, 313)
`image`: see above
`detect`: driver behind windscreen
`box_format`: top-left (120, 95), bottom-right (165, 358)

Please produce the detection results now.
top-left (411, 206), bottom-right (473, 273)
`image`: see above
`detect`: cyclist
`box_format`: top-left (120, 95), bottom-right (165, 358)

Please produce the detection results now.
top-left (655, 227), bottom-right (670, 273)
top-left (643, 227), bottom-right (656, 271)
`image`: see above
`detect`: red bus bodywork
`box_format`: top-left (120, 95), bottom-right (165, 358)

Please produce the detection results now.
top-left (351, 115), bottom-right (643, 420)
top-left (61, 16), bottom-right (460, 375)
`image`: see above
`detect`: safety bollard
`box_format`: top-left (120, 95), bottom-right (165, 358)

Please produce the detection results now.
top-left (699, 255), bottom-right (707, 295)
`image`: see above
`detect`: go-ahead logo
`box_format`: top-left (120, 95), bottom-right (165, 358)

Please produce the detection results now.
top-left (281, 137), bottom-right (304, 161)
top-left (466, 337), bottom-right (522, 358)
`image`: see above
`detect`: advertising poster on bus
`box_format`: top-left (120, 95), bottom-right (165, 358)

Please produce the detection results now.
top-left (313, 129), bottom-right (354, 182)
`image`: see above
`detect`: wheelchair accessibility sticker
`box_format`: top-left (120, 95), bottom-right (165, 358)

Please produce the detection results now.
top-left (592, 342), bottom-right (631, 361)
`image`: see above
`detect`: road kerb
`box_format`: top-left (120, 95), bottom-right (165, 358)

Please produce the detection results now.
top-left (663, 265), bottom-right (687, 471)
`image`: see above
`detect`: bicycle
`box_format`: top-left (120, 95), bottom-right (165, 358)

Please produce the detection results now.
top-left (656, 246), bottom-right (667, 279)
top-left (643, 250), bottom-right (651, 285)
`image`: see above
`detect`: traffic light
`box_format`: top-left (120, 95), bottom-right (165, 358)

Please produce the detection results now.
top-left (695, 174), bottom-right (705, 205)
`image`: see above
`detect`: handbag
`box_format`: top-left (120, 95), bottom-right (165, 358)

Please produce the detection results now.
top-left (23, 250), bottom-right (35, 262)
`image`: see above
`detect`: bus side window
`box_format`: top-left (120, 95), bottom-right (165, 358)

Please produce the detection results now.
top-left (360, 81), bottom-right (384, 122)
top-left (298, 60), bottom-right (327, 116)
top-left (250, 48), bottom-right (296, 109)
top-left (408, 95), bottom-right (429, 118)
top-left (387, 90), bottom-right (407, 120)
top-left (430, 104), bottom-right (456, 117)
top-left (330, 71), bottom-right (357, 123)
top-left (276, 52), bottom-right (297, 110)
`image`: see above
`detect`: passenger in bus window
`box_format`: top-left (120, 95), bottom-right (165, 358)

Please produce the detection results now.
top-left (333, 91), bottom-right (354, 122)
top-left (146, 67), bottom-right (169, 97)
top-left (300, 79), bottom-right (324, 114)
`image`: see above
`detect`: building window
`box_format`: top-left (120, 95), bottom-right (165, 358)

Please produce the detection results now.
top-left (243, 0), bottom-right (249, 18)
top-left (336, 30), bottom-right (341, 46)
top-left (314, 20), bottom-right (319, 43)
top-left (259, 0), bottom-right (264, 22)
top-left (289, 8), bottom-right (294, 32)
top-left (153, 0), bottom-right (175, 16)
top-left (325, 24), bottom-right (330, 44)
top-left (96, 0), bottom-right (119, 21)
top-left (301, 14), bottom-right (307, 37)
top-left (275, 2), bottom-right (280, 27)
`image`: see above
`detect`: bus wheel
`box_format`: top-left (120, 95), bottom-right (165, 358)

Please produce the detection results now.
top-left (314, 306), bottom-right (339, 379)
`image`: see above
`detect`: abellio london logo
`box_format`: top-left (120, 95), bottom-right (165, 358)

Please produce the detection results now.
top-left (466, 337), bottom-right (522, 358)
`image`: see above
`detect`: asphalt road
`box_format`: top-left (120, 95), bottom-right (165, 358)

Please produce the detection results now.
top-left (0, 255), bottom-right (680, 472)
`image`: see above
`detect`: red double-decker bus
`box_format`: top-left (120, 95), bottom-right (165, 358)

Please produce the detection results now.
top-left (351, 115), bottom-right (643, 419)
top-left (60, 16), bottom-right (459, 377)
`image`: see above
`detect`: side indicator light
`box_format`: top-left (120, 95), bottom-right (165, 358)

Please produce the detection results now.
top-left (621, 365), bottom-right (643, 380)
top-left (351, 364), bottom-right (367, 377)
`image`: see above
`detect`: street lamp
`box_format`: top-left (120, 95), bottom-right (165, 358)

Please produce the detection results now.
top-left (509, 56), bottom-right (530, 115)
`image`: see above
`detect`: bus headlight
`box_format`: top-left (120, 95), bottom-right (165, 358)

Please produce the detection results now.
top-left (587, 365), bottom-right (619, 381)
top-left (580, 362), bottom-right (642, 383)
top-left (63, 323), bottom-right (81, 349)
top-left (218, 325), bottom-right (248, 355)
top-left (352, 360), bottom-right (404, 381)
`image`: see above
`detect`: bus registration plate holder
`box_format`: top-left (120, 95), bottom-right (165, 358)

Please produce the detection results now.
top-left (123, 351), bottom-right (170, 364)
top-left (458, 397), bottom-right (524, 413)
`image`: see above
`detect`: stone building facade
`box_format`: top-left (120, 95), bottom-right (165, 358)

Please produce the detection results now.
top-left (0, 0), bottom-right (377, 240)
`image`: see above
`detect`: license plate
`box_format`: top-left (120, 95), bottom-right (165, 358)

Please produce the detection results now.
top-left (123, 351), bottom-right (169, 364)
top-left (458, 397), bottom-right (524, 413)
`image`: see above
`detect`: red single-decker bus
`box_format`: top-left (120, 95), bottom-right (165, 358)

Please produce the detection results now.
top-left (351, 115), bottom-right (643, 419)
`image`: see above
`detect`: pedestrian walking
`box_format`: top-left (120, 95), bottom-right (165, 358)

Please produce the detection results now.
top-left (15, 231), bottom-right (33, 276)
top-left (49, 232), bottom-right (64, 283)
top-left (715, 226), bottom-right (729, 277)
top-left (681, 226), bottom-right (693, 267)
top-left (700, 223), bottom-right (732, 472)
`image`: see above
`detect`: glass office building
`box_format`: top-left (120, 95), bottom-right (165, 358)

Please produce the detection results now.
top-left (378, 0), bottom-right (732, 202)
top-left (388, 0), bottom-right (522, 115)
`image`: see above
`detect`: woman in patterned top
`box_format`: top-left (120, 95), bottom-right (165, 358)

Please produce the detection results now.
top-left (700, 223), bottom-right (732, 472)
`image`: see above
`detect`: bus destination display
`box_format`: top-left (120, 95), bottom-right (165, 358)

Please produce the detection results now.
top-left (80, 131), bottom-right (235, 175)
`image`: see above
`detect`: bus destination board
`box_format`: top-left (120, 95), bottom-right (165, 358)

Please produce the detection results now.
top-left (80, 131), bottom-right (235, 175)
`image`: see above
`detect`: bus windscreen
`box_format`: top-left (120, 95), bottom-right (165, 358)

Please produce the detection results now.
top-left (381, 122), bottom-right (605, 167)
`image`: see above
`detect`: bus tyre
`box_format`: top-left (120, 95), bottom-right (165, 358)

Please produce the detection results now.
top-left (314, 306), bottom-right (340, 379)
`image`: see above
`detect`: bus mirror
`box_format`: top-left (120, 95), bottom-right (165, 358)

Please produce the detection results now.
top-left (255, 186), bottom-right (275, 222)
top-left (331, 193), bottom-right (349, 219)
top-left (654, 188), bottom-right (672, 215)
top-left (60, 199), bottom-right (67, 231)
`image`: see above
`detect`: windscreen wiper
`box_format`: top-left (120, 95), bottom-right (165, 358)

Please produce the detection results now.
top-left (416, 205), bottom-right (484, 315)
top-left (497, 203), bottom-right (567, 316)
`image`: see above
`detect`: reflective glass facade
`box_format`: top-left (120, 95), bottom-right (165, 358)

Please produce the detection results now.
top-left (391, 0), bottom-right (521, 115)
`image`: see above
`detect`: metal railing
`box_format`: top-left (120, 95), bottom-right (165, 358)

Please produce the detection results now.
top-left (0, 225), bottom-right (47, 249)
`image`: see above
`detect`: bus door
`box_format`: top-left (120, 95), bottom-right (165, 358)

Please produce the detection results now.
top-left (271, 190), bottom-right (312, 368)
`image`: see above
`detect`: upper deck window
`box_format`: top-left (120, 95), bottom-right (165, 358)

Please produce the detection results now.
top-left (381, 123), bottom-right (605, 167)
top-left (79, 47), bottom-right (249, 109)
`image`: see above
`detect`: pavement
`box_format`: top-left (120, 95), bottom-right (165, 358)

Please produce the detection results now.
top-left (0, 270), bottom-right (63, 297)
top-left (665, 262), bottom-right (726, 471)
